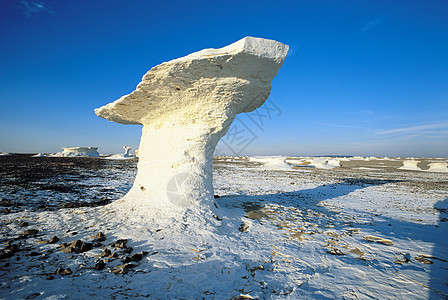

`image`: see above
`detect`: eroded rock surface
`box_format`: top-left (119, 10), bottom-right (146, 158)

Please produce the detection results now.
top-left (95, 37), bottom-right (288, 220)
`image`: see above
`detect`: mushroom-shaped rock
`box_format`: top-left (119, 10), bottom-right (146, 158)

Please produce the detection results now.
top-left (95, 37), bottom-right (288, 220)
top-left (123, 146), bottom-right (133, 157)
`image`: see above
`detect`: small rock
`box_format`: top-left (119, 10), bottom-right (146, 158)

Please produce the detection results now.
top-left (92, 241), bottom-right (103, 248)
top-left (130, 253), bottom-right (143, 262)
top-left (100, 248), bottom-right (111, 257)
top-left (60, 240), bottom-right (92, 254)
top-left (1, 199), bottom-right (12, 206)
top-left (239, 221), bottom-right (250, 232)
top-left (112, 267), bottom-right (127, 275)
top-left (46, 275), bottom-right (54, 280)
top-left (94, 260), bottom-right (106, 270)
top-left (0, 243), bottom-right (19, 259)
top-left (249, 265), bottom-right (264, 272)
top-left (327, 249), bottom-right (345, 256)
top-left (2, 208), bottom-right (10, 214)
top-left (362, 235), bottom-right (393, 246)
top-left (110, 239), bottom-right (128, 249)
top-left (214, 195), bottom-right (220, 198)
top-left (109, 252), bottom-right (119, 258)
top-left (112, 263), bottom-right (137, 275)
top-left (19, 221), bottom-right (29, 227)
top-left (121, 256), bottom-right (131, 263)
top-left (55, 267), bottom-right (73, 275)
top-left (91, 232), bottom-right (106, 242)
top-left (25, 292), bottom-right (41, 299)
top-left (123, 246), bottom-right (133, 254)
top-left (415, 255), bottom-right (434, 264)
top-left (23, 229), bottom-right (39, 236)
top-left (47, 236), bottom-right (60, 244)
top-left (29, 251), bottom-right (41, 257)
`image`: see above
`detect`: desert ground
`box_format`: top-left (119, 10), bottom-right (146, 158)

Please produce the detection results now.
top-left (0, 154), bottom-right (447, 299)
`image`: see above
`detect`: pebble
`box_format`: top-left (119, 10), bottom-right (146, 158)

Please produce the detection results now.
top-left (55, 267), bottom-right (73, 275)
top-left (47, 236), bottom-right (60, 244)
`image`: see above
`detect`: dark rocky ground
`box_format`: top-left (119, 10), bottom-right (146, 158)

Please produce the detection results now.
top-left (0, 155), bottom-right (137, 213)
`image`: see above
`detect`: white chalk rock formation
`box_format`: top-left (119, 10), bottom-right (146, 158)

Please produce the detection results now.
top-left (95, 37), bottom-right (288, 221)
top-left (123, 146), bottom-right (132, 157)
top-left (57, 147), bottom-right (100, 157)
top-left (399, 160), bottom-right (421, 171)
top-left (427, 162), bottom-right (448, 173)
top-left (250, 156), bottom-right (292, 170)
top-left (105, 146), bottom-right (135, 160)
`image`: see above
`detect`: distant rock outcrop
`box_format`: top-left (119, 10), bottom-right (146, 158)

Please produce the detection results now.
top-left (56, 147), bottom-right (100, 157)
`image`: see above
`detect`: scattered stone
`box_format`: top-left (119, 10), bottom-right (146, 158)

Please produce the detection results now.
top-left (239, 220), bottom-right (251, 232)
top-left (19, 221), bottom-right (29, 227)
top-left (112, 263), bottom-right (137, 275)
top-left (345, 228), bottom-right (361, 236)
top-left (109, 252), bottom-right (119, 259)
top-left (100, 248), bottom-right (111, 257)
top-left (25, 292), bottom-right (41, 299)
top-left (47, 236), bottom-right (60, 244)
top-left (23, 229), bottom-right (39, 236)
top-left (327, 248), bottom-right (346, 256)
top-left (110, 239), bottom-right (128, 249)
top-left (248, 265), bottom-right (264, 272)
top-left (122, 252), bottom-right (147, 263)
top-left (1, 199), bottom-right (12, 206)
top-left (55, 267), bottom-right (73, 275)
top-left (46, 275), bottom-right (54, 280)
top-left (130, 253), bottom-right (144, 261)
top-left (29, 251), bottom-right (41, 257)
top-left (234, 295), bottom-right (254, 300)
top-left (94, 260), bottom-right (106, 270)
top-left (362, 235), bottom-right (393, 246)
top-left (3, 208), bottom-right (11, 214)
top-left (123, 246), bottom-right (133, 254)
top-left (60, 240), bottom-right (93, 254)
top-left (121, 256), bottom-right (131, 263)
top-left (91, 232), bottom-right (106, 242)
top-left (349, 247), bottom-right (365, 258)
top-left (394, 252), bottom-right (411, 264)
top-left (415, 255), bottom-right (434, 264)
top-left (92, 241), bottom-right (103, 248)
top-left (0, 243), bottom-right (19, 259)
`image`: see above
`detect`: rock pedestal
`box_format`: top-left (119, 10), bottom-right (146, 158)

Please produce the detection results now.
top-left (95, 37), bottom-right (288, 220)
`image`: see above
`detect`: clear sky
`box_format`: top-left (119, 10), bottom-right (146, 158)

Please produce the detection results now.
top-left (1, 0), bottom-right (447, 157)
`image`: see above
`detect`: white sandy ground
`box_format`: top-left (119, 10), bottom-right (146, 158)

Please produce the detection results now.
top-left (1, 157), bottom-right (448, 299)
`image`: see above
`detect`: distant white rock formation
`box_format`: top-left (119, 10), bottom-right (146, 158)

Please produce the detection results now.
top-left (56, 147), bottom-right (100, 157)
top-left (95, 36), bottom-right (289, 221)
top-left (302, 157), bottom-right (341, 169)
top-left (427, 162), bottom-right (448, 173)
top-left (123, 146), bottom-right (132, 157)
top-left (399, 160), bottom-right (422, 171)
top-left (105, 146), bottom-right (135, 160)
top-left (250, 156), bottom-right (292, 170)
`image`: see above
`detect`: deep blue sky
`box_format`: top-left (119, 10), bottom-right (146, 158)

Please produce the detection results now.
top-left (1, 0), bottom-right (447, 157)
